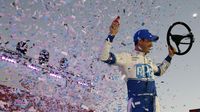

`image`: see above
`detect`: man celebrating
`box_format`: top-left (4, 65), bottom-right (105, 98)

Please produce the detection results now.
top-left (100, 16), bottom-right (176, 112)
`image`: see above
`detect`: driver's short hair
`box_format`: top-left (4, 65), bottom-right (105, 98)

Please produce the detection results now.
top-left (134, 41), bottom-right (138, 46)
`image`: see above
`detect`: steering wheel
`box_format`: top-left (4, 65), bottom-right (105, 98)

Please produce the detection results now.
top-left (167, 22), bottom-right (194, 55)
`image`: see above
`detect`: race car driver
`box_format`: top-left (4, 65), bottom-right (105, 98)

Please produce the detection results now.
top-left (100, 16), bottom-right (176, 112)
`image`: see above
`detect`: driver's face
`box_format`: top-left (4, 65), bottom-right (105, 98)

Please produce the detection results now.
top-left (138, 39), bottom-right (153, 53)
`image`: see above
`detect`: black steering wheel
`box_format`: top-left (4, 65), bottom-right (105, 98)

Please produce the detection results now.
top-left (167, 22), bottom-right (194, 55)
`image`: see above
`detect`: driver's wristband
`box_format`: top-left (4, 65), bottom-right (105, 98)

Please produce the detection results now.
top-left (106, 35), bottom-right (115, 42)
top-left (165, 55), bottom-right (172, 63)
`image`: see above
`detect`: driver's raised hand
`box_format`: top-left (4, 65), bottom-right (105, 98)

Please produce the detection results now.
top-left (109, 16), bottom-right (120, 36)
top-left (168, 46), bottom-right (176, 57)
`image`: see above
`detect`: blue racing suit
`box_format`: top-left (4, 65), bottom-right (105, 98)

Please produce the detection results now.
top-left (100, 35), bottom-right (172, 112)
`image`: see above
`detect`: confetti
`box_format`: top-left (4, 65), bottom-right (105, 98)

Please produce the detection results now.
top-left (0, 0), bottom-right (198, 112)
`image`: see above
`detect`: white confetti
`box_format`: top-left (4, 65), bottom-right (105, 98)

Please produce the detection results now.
top-left (192, 13), bottom-right (198, 18)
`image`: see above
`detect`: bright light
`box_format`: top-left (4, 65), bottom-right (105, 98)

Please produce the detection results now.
top-left (193, 13), bottom-right (198, 18)
top-left (27, 64), bottom-right (39, 71)
top-left (1, 56), bottom-right (17, 63)
top-left (78, 81), bottom-right (89, 86)
top-left (49, 73), bottom-right (62, 79)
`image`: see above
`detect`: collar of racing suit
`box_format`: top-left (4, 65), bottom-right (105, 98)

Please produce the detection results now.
top-left (134, 50), bottom-right (146, 57)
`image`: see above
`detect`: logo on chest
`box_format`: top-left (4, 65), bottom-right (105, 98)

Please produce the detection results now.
top-left (135, 64), bottom-right (153, 79)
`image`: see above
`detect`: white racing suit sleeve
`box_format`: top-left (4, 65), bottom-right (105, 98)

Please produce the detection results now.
top-left (100, 39), bottom-right (114, 63)
top-left (100, 35), bottom-right (127, 66)
top-left (153, 55), bottom-right (172, 76)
